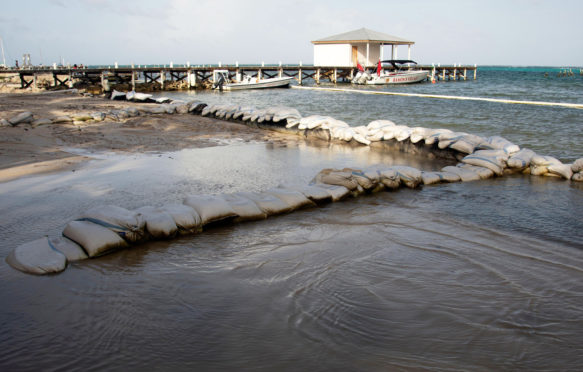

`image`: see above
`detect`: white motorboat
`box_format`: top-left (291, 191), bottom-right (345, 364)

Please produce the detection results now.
top-left (213, 70), bottom-right (293, 90)
top-left (352, 60), bottom-right (428, 85)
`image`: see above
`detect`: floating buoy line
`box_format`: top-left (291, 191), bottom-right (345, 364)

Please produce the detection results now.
top-left (291, 85), bottom-right (583, 110)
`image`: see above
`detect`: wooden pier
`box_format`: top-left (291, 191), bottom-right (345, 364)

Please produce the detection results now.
top-left (0, 64), bottom-right (477, 91)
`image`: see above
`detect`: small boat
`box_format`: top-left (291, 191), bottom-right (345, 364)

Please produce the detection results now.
top-left (352, 60), bottom-right (428, 85)
top-left (213, 70), bottom-right (293, 91)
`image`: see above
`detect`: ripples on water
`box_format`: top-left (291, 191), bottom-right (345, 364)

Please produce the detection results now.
top-left (1, 67), bottom-right (583, 371)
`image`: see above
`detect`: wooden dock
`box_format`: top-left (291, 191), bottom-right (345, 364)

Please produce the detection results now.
top-left (0, 64), bottom-right (477, 90)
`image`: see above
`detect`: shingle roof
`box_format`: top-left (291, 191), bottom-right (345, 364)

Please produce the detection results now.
top-left (312, 27), bottom-right (414, 45)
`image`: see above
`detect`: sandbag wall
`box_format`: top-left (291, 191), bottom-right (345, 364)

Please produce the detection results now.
top-left (5, 94), bottom-right (583, 275)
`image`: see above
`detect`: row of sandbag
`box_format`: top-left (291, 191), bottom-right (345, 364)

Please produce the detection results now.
top-left (5, 179), bottom-right (359, 275)
top-left (197, 103), bottom-right (583, 182)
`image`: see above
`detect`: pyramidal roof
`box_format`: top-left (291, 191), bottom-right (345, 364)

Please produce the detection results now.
top-left (312, 27), bottom-right (414, 45)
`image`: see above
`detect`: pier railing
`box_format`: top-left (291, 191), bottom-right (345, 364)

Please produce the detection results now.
top-left (0, 64), bottom-right (478, 90)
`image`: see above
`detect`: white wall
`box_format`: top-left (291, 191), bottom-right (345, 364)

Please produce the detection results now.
top-left (313, 44), bottom-right (351, 66)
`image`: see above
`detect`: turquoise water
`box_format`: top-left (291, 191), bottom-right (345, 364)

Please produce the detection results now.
top-left (1, 66), bottom-right (583, 371)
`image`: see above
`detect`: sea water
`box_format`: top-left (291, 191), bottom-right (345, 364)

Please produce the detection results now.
top-left (1, 67), bottom-right (582, 371)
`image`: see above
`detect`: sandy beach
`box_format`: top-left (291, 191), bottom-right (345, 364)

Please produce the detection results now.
top-left (0, 91), bottom-right (293, 182)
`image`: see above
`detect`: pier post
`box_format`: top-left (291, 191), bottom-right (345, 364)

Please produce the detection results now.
top-left (463, 68), bottom-right (467, 80)
top-left (453, 64), bottom-right (457, 80)
top-left (316, 68), bottom-right (320, 85)
top-left (474, 64), bottom-right (477, 80)
top-left (333, 68), bottom-right (337, 84)
top-left (160, 70), bottom-right (165, 90)
top-left (33, 73), bottom-right (37, 89)
top-left (442, 68), bottom-right (446, 81)
top-left (131, 71), bottom-right (136, 91)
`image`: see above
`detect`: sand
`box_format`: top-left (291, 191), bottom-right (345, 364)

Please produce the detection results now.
top-left (0, 91), bottom-right (293, 182)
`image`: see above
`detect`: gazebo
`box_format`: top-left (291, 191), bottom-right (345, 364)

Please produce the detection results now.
top-left (312, 27), bottom-right (414, 67)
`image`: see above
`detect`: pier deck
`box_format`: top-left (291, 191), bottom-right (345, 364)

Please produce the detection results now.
top-left (0, 64), bottom-right (477, 90)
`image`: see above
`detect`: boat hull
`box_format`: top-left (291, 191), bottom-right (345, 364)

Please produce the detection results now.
top-left (223, 77), bottom-right (294, 90)
top-left (364, 70), bottom-right (428, 85)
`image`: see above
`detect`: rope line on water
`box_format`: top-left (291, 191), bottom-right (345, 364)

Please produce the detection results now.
top-left (291, 85), bottom-right (583, 109)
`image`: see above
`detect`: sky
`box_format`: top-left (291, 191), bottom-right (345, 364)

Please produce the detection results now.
top-left (1, 0), bottom-right (582, 67)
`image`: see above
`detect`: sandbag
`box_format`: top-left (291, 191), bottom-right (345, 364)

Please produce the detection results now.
top-left (378, 168), bottom-right (401, 189)
top-left (135, 206), bottom-right (178, 239)
top-left (438, 132), bottom-right (468, 149)
top-left (221, 194), bottom-right (267, 222)
top-left (571, 158), bottom-right (583, 173)
top-left (79, 205), bottom-right (145, 243)
top-left (507, 149), bottom-right (536, 169)
top-left (449, 134), bottom-right (484, 154)
top-left (547, 163), bottom-right (573, 180)
top-left (63, 220), bottom-right (129, 257)
top-left (458, 164), bottom-right (495, 179)
top-left (287, 184), bottom-right (333, 204)
top-left (272, 107), bottom-right (301, 123)
top-left (110, 90), bottom-right (126, 101)
top-left (572, 172), bottom-right (583, 182)
top-left (50, 236), bottom-right (88, 261)
top-left (394, 126), bottom-right (413, 142)
top-left (435, 171), bottom-right (461, 183)
top-left (366, 120), bottom-right (396, 131)
top-left (477, 136), bottom-right (520, 154)
top-left (311, 184), bottom-right (351, 201)
top-left (461, 150), bottom-right (508, 176)
top-left (266, 187), bottom-right (316, 210)
top-left (352, 133), bottom-right (371, 146)
top-left (183, 195), bottom-right (238, 226)
top-left (530, 155), bottom-right (562, 176)
top-left (312, 169), bottom-right (359, 191)
top-left (424, 128), bottom-right (453, 145)
top-left (441, 166), bottom-right (481, 182)
top-left (410, 127), bottom-right (428, 144)
top-left (392, 166), bottom-right (423, 188)
top-left (237, 192), bottom-right (293, 216)
top-left (160, 204), bottom-right (202, 234)
top-left (6, 237), bottom-right (68, 275)
top-left (421, 172), bottom-right (443, 185)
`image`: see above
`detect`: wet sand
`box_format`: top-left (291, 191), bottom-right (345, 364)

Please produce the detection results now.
top-left (0, 91), bottom-right (295, 182)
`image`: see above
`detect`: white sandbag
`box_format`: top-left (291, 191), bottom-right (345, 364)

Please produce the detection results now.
top-left (287, 184), bottom-right (333, 204)
top-left (548, 163), bottom-right (573, 180)
top-left (352, 133), bottom-right (371, 145)
top-left (572, 172), bottom-right (583, 182)
top-left (449, 134), bottom-right (485, 154)
top-left (160, 204), bottom-right (202, 234)
top-left (421, 172), bottom-right (442, 185)
top-left (312, 183), bottom-right (351, 201)
top-left (462, 150), bottom-right (508, 176)
top-left (183, 195), bottom-right (238, 226)
top-left (241, 108), bottom-right (258, 121)
top-left (378, 168), bottom-right (401, 189)
top-left (266, 187), bottom-right (316, 210)
top-left (272, 107), bottom-right (301, 123)
top-left (366, 129), bottom-right (386, 142)
top-left (79, 205), bottom-right (145, 243)
top-left (285, 118), bottom-right (300, 128)
top-left (438, 132), bottom-right (468, 149)
top-left (221, 194), bottom-right (267, 222)
top-left (110, 90), bottom-right (126, 101)
top-left (392, 166), bottom-right (423, 188)
top-left (50, 236), bottom-right (88, 261)
top-left (394, 126), bottom-right (413, 142)
top-left (250, 109), bottom-right (267, 122)
top-left (155, 97), bottom-right (172, 104)
top-left (237, 192), bottom-right (293, 216)
top-left (299, 115), bottom-right (327, 130)
top-left (312, 169), bottom-right (359, 190)
top-left (326, 118), bottom-right (350, 129)
top-left (457, 164), bottom-right (495, 179)
top-left (507, 149), bottom-right (536, 169)
top-left (477, 136), bottom-right (520, 154)
top-left (441, 166), bottom-right (481, 182)
top-left (410, 127), bottom-right (428, 144)
top-left (135, 206), bottom-right (178, 239)
top-left (366, 120), bottom-right (396, 131)
top-left (571, 158), bottom-right (583, 173)
top-left (344, 169), bottom-right (376, 191)
top-left (7, 237), bottom-right (67, 275)
top-left (530, 155), bottom-right (562, 176)
top-left (432, 171), bottom-right (461, 183)
top-left (353, 126), bottom-right (368, 137)
top-left (424, 128), bottom-right (453, 145)
top-left (63, 220), bottom-right (129, 257)
top-left (340, 127), bottom-right (354, 142)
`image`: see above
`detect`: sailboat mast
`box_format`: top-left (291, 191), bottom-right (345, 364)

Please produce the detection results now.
top-left (0, 36), bottom-right (6, 67)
